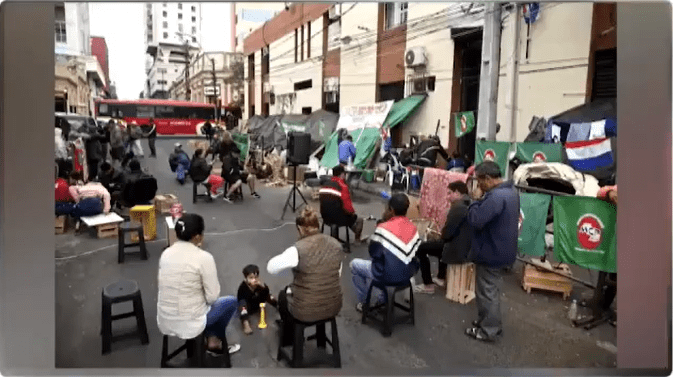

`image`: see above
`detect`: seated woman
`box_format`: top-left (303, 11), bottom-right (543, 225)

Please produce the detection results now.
top-left (157, 213), bottom-right (241, 356)
top-left (266, 207), bottom-right (345, 348)
top-left (68, 171), bottom-right (111, 231)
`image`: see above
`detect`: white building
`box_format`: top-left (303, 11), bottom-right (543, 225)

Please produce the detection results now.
top-left (55, 3), bottom-right (90, 56)
top-left (144, 2), bottom-right (203, 99)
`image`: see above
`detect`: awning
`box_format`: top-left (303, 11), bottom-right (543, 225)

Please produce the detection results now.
top-left (382, 93), bottom-right (428, 129)
top-left (320, 128), bottom-right (381, 169)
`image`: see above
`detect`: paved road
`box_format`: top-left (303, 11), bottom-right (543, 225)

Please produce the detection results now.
top-left (55, 138), bottom-right (617, 370)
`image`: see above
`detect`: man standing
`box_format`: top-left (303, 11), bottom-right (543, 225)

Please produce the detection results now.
top-left (349, 193), bottom-right (420, 312)
top-left (464, 161), bottom-right (520, 342)
top-left (144, 118), bottom-right (157, 158)
top-left (338, 134), bottom-right (357, 166)
top-left (202, 119), bottom-right (214, 143)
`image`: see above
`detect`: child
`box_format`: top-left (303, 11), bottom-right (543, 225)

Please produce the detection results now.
top-left (237, 264), bottom-right (278, 335)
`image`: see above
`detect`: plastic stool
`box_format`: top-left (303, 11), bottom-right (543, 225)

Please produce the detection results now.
top-left (100, 280), bottom-right (149, 354)
top-left (362, 280), bottom-right (414, 337)
top-left (277, 316), bottom-right (341, 368)
top-left (192, 181), bottom-right (213, 204)
top-left (118, 221), bottom-right (148, 263)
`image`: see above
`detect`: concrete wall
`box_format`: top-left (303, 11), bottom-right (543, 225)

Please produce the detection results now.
top-left (339, 2), bottom-right (379, 108)
top-left (496, 3), bottom-right (593, 142)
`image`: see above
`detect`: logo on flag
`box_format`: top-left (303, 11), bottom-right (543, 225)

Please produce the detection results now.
top-left (483, 149), bottom-right (496, 161)
top-left (533, 151), bottom-right (547, 162)
top-left (576, 214), bottom-right (604, 250)
top-left (518, 209), bottom-right (525, 235)
top-left (461, 115), bottom-right (468, 133)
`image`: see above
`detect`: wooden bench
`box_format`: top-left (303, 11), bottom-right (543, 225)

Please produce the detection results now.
top-left (80, 213), bottom-right (125, 239)
top-left (445, 263), bottom-right (476, 305)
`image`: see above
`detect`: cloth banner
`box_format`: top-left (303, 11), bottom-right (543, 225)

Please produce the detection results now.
top-left (336, 101), bottom-right (394, 132)
top-left (231, 133), bottom-right (249, 162)
top-left (553, 196), bottom-right (617, 273)
top-left (515, 142), bottom-right (563, 163)
top-left (518, 193), bottom-right (552, 257)
top-left (454, 111), bottom-right (475, 138)
top-left (564, 137), bottom-right (614, 172)
top-left (419, 168), bottom-right (468, 230)
top-left (474, 140), bottom-right (512, 178)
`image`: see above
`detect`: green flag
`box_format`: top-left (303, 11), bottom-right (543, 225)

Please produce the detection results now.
top-left (474, 140), bottom-right (512, 178)
top-left (515, 142), bottom-right (564, 163)
top-left (231, 133), bottom-right (249, 163)
top-left (518, 193), bottom-right (552, 257)
top-left (553, 196), bottom-right (617, 273)
top-left (454, 111), bottom-right (475, 138)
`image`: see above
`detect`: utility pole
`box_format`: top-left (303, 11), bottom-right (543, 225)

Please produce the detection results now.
top-left (475, 2), bottom-right (503, 141)
top-left (211, 57), bottom-right (218, 118)
top-left (508, 4), bottom-right (521, 142)
top-left (184, 40), bottom-right (191, 101)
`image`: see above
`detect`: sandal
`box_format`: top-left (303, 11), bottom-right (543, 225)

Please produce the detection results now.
top-left (465, 327), bottom-right (495, 343)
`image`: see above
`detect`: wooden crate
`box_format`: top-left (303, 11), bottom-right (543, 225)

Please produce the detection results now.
top-left (522, 264), bottom-right (573, 300)
top-left (154, 194), bottom-right (179, 214)
top-left (445, 263), bottom-right (476, 304)
top-left (96, 222), bottom-right (119, 239)
top-left (55, 216), bottom-right (67, 234)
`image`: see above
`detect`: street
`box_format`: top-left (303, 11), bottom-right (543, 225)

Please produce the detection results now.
top-left (55, 138), bottom-right (617, 370)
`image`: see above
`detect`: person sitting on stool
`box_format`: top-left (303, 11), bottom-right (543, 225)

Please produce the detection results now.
top-left (321, 164), bottom-right (364, 242)
top-left (220, 152), bottom-right (261, 203)
top-left (157, 213), bottom-right (242, 356)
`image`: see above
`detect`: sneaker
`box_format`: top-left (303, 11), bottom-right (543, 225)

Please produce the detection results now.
top-left (413, 284), bottom-right (436, 294)
top-left (228, 344), bottom-right (241, 354)
top-left (210, 192), bottom-right (222, 199)
top-left (432, 277), bottom-right (446, 287)
top-left (222, 195), bottom-right (232, 204)
top-left (252, 192), bottom-right (261, 199)
top-left (355, 302), bottom-right (364, 313)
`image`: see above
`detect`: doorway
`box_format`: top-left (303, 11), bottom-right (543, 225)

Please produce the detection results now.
top-left (450, 28), bottom-right (482, 163)
top-left (379, 81), bottom-right (405, 146)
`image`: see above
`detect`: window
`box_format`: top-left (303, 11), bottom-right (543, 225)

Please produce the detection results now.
top-left (155, 106), bottom-right (175, 117)
top-left (178, 24), bottom-right (183, 32)
top-left (302, 107), bottom-right (312, 115)
top-left (163, 32), bottom-right (168, 39)
top-left (294, 29), bottom-right (298, 63)
top-left (192, 16), bottom-right (196, 22)
top-left (178, 3), bottom-right (182, 9)
top-left (192, 26), bottom-right (196, 34)
top-left (178, 13), bottom-right (183, 20)
top-left (192, 37), bottom-right (197, 43)
top-left (384, 2), bottom-right (408, 30)
top-left (55, 5), bottom-right (66, 43)
top-left (163, 3), bottom-right (167, 7)
top-left (294, 80), bottom-right (312, 91)
top-left (163, 11), bottom-right (167, 17)
top-left (262, 46), bottom-right (270, 75)
top-left (300, 25), bottom-right (305, 61)
top-left (307, 22), bottom-right (311, 58)
top-left (427, 76), bottom-right (436, 91)
top-left (136, 106), bottom-right (155, 118)
top-left (163, 21), bottom-right (168, 28)
top-left (192, 6), bottom-right (196, 12)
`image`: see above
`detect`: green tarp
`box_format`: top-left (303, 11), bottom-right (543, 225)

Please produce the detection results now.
top-left (383, 94), bottom-right (427, 129)
top-left (320, 128), bottom-right (381, 169)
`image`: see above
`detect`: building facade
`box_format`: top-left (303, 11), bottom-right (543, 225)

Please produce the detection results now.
top-left (242, 2), bottom-right (617, 158)
top-left (90, 36), bottom-right (110, 92)
top-left (54, 3), bottom-right (90, 57)
top-left (144, 2), bottom-right (203, 99)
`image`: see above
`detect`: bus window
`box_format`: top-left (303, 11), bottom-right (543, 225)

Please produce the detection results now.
top-left (118, 104), bottom-right (136, 117)
top-left (136, 106), bottom-right (155, 118)
top-left (98, 103), bottom-right (110, 116)
top-left (155, 106), bottom-right (175, 118)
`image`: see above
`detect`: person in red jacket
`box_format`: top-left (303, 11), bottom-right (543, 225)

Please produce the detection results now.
top-left (320, 164), bottom-right (364, 242)
top-left (55, 165), bottom-right (75, 216)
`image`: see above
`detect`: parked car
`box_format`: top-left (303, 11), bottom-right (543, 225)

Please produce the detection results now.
top-left (55, 112), bottom-right (100, 136)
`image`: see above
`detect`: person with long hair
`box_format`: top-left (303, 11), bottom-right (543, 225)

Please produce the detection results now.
top-left (157, 213), bottom-right (241, 356)
top-left (266, 207), bottom-right (345, 348)
top-left (68, 171), bottom-right (111, 231)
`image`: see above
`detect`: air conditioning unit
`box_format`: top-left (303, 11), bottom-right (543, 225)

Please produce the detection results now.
top-left (412, 77), bottom-right (427, 94)
top-left (405, 46), bottom-right (428, 68)
top-left (329, 5), bottom-right (341, 20)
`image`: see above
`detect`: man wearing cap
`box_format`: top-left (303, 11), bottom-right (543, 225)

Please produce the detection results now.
top-left (169, 143), bottom-right (191, 185)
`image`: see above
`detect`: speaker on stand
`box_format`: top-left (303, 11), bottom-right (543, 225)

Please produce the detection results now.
top-left (281, 132), bottom-right (311, 219)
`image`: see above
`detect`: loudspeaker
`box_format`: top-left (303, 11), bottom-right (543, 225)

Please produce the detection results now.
top-left (287, 132), bottom-right (311, 165)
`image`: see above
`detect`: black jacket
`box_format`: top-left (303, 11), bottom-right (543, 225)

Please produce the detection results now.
top-left (98, 168), bottom-right (126, 193)
top-left (189, 156), bottom-right (211, 183)
top-left (440, 195), bottom-right (474, 265)
top-left (416, 139), bottom-right (449, 166)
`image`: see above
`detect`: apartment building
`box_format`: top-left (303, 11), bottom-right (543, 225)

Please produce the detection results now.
top-left (243, 3), bottom-right (617, 158)
top-left (144, 2), bottom-right (203, 98)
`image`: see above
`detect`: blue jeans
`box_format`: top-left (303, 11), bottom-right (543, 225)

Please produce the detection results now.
top-left (350, 259), bottom-right (385, 304)
top-left (204, 296), bottom-right (238, 340)
top-left (55, 202), bottom-right (75, 216)
top-left (71, 198), bottom-right (103, 219)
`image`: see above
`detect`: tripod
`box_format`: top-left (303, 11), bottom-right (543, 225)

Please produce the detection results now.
top-left (281, 164), bottom-right (308, 220)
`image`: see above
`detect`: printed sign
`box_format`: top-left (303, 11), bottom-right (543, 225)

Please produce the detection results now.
top-left (336, 101), bottom-right (394, 132)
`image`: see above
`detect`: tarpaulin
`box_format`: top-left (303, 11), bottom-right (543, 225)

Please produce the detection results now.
top-left (383, 94), bottom-right (427, 129)
top-left (320, 127), bottom-right (381, 169)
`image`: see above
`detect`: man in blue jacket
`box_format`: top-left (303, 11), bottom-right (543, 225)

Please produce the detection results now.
top-left (338, 134), bottom-right (357, 166)
top-left (465, 161), bottom-right (520, 342)
top-left (350, 193), bottom-right (421, 312)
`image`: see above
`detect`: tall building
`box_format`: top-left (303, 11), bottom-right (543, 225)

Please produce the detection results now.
top-left (144, 2), bottom-right (203, 99)
top-left (90, 36), bottom-right (110, 93)
top-left (232, 2), bottom-right (287, 53)
top-left (54, 3), bottom-right (90, 56)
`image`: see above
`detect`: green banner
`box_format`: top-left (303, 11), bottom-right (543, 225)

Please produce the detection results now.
top-left (515, 142), bottom-right (563, 163)
top-left (518, 193), bottom-right (551, 257)
top-left (231, 133), bottom-right (249, 163)
top-left (474, 140), bottom-right (512, 178)
top-left (280, 121), bottom-right (307, 133)
top-left (320, 128), bottom-right (381, 169)
top-left (454, 111), bottom-right (475, 138)
top-left (553, 196), bottom-right (617, 273)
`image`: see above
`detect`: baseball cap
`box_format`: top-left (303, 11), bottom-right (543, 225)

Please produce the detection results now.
top-left (174, 142), bottom-right (182, 148)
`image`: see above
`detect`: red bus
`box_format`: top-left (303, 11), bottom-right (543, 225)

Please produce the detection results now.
top-left (94, 98), bottom-right (217, 135)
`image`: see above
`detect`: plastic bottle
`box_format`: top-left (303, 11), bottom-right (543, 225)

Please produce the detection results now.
top-left (568, 299), bottom-right (578, 321)
top-left (380, 190), bottom-right (391, 200)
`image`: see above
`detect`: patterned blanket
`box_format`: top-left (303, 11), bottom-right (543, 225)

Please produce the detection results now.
top-left (419, 168), bottom-right (468, 230)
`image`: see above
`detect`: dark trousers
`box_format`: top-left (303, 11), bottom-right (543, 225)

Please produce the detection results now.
top-left (71, 198), bottom-right (103, 220)
top-left (55, 202), bottom-right (75, 216)
top-left (277, 287), bottom-right (295, 347)
top-left (417, 241), bottom-right (447, 285)
top-left (475, 264), bottom-right (504, 339)
top-left (148, 137), bottom-right (156, 156)
top-left (87, 159), bottom-right (100, 182)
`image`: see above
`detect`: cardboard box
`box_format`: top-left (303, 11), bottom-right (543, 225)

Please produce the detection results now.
top-left (154, 194), bottom-right (179, 214)
top-left (55, 216), bottom-right (67, 234)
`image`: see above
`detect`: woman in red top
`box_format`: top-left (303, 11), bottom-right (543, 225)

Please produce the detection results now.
top-left (55, 165), bottom-right (75, 216)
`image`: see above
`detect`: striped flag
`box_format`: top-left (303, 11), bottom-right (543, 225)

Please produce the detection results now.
top-left (564, 137), bottom-right (614, 172)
